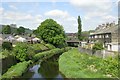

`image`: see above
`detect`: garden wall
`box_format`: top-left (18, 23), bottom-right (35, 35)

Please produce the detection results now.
top-left (78, 46), bottom-right (115, 58)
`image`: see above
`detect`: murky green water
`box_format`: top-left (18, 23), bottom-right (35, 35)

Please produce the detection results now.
top-left (21, 54), bottom-right (64, 80)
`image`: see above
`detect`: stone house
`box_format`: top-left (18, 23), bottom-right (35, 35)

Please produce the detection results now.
top-left (89, 21), bottom-right (119, 52)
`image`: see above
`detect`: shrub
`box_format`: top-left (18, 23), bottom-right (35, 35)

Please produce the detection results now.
top-left (2, 42), bottom-right (13, 50)
top-left (0, 50), bottom-right (11, 59)
top-left (31, 43), bottom-right (48, 51)
top-left (26, 46), bottom-right (35, 59)
top-left (45, 44), bottom-right (55, 49)
top-left (33, 47), bottom-right (71, 61)
top-left (92, 42), bottom-right (104, 51)
top-left (13, 42), bottom-right (29, 61)
top-left (100, 57), bottom-right (118, 77)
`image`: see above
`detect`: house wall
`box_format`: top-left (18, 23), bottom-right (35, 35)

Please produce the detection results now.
top-left (107, 43), bottom-right (120, 52)
top-left (111, 44), bottom-right (119, 52)
top-left (90, 33), bottom-right (111, 43)
top-left (112, 32), bottom-right (118, 43)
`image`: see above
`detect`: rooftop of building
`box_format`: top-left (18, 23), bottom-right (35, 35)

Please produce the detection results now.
top-left (90, 21), bottom-right (118, 35)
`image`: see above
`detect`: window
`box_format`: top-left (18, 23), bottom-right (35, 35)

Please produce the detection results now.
top-left (106, 34), bottom-right (109, 38)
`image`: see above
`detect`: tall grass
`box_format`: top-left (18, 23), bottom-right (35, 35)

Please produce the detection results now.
top-left (59, 48), bottom-right (118, 78)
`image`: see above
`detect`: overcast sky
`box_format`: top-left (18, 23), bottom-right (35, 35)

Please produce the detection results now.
top-left (0, 0), bottom-right (119, 33)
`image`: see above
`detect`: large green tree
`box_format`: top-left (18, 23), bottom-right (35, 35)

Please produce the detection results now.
top-left (2, 25), bottom-right (11, 34)
top-left (78, 16), bottom-right (82, 40)
top-left (36, 19), bottom-right (66, 47)
top-left (17, 26), bottom-right (25, 34)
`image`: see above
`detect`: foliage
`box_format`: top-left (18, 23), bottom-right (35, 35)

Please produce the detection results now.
top-left (36, 19), bottom-right (66, 47)
top-left (0, 50), bottom-right (10, 59)
top-left (13, 43), bottom-right (52, 61)
top-left (59, 48), bottom-right (118, 78)
top-left (13, 42), bottom-right (29, 61)
top-left (81, 31), bottom-right (90, 41)
top-left (33, 47), bottom-right (71, 61)
top-left (25, 28), bottom-right (33, 34)
top-left (78, 16), bottom-right (82, 41)
top-left (1, 25), bottom-right (32, 35)
top-left (11, 27), bottom-right (18, 35)
top-left (92, 42), bottom-right (104, 51)
top-left (17, 26), bottom-right (25, 34)
top-left (33, 30), bottom-right (38, 35)
top-left (1, 61), bottom-right (31, 79)
top-left (28, 43), bottom-right (49, 59)
top-left (31, 43), bottom-right (48, 51)
top-left (2, 42), bottom-right (13, 50)
top-left (2, 25), bottom-right (11, 34)
top-left (45, 44), bottom-right (56, 49)
top-left (26, 46), bottom-right (36, 60)
top-left (100, 57), bottom-right (118, 77)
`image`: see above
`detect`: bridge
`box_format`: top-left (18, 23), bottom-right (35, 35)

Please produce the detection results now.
top-left (66, 40), bottom-right (81, 47)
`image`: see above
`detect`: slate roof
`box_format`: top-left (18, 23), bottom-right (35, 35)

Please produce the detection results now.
top-left (90, 24), bottom-right (118, 35)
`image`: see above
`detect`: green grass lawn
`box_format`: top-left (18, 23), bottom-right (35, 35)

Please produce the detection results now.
top-left (59, 48), bottom-right (118, 78)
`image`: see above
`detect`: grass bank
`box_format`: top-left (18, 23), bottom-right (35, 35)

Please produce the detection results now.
top-left (33, 47), bottom-right (71, 62)
top-left (59, 48), bottom-right (118, 78)
top-left (1, 60), bottom-right (31, 79)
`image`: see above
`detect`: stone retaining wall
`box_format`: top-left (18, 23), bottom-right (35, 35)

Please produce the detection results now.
top-left (78, 46), bottom-right (115, 58)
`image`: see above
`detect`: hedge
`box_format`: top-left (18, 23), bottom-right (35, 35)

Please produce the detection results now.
top-left (33, 47), bottom-right (71, 61)
top-left (1, 61), bottom-right (31, 79)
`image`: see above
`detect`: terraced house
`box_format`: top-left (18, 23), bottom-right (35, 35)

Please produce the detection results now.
top-left (89, 20), bottom-right (120, 52)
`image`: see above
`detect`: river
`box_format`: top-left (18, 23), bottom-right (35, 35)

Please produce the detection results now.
top-left (20, 54), bottom-right (64, 80)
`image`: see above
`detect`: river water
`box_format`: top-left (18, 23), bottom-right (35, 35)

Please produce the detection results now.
top-left (20, 54), bottom-right (64, 80)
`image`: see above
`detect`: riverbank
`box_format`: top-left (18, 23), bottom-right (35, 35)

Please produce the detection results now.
top-left (59, 48), bottom-right (118, 78)
top-left (1, 61), bottom-right (31, 79)
top-left (1, 42), bottom-right (71, 79)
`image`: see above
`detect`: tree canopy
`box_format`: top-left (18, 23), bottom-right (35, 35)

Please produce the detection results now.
top-left (17, 26), bottom-right (25, 34)
top-left (36, 19), bottom-right (66, 47)
top-left (2, 25), bottom-right (11, 34)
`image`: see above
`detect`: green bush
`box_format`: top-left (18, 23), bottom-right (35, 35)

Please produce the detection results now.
top-left (100, 57), bottom-right (118, 77)
top-left (13, 43), bottom-right (29, 61)
top-left (0, 50), bottom-right (14, 59)
top-left (31, 43), bottom-right (48, 51)
top-left (33, 47), bottom-right (71, 61)
top-left (92, 42), bottom-right (104, 51)
top-left (27, 43), bottom-right (51, 59)
top-left (2, 42), bottom-right (13, 50)
top-left (26, 46), bottom-right (35, 59)
top-left (13, 43), bottom-right (52, 61)
top-left (1, 61), bottom-right (31, 79)
top-left (45, 44), bottom-right (55, 49)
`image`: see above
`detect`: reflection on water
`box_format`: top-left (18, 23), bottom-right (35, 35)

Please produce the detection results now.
top-left (38, 60), bottom-right (62, 79)
top-left (21, 55), bottom-right (64, 80)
